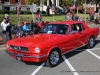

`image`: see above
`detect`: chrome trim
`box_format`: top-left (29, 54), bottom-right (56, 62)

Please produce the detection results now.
top-left (62, 44), bottom-right (87, 55)
top-left (6, 50), bottom-right (46, 58)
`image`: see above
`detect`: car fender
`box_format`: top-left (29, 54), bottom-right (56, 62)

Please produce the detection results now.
top-left (46, 46), bottom-right (62, 59)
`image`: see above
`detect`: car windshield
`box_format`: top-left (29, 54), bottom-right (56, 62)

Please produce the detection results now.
top-left (39, 24), bottom-right (68, 35)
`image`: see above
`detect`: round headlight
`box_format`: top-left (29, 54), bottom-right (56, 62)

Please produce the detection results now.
top-left (7, 43), bottom-right (10, 48)
top-left (35, 47), bottom-right (40, 53)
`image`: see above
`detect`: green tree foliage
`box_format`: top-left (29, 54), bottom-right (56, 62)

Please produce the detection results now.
top-left (61, 0), bottom-right (85, 6)
top-left (25, 0), bottom-right (38, 5)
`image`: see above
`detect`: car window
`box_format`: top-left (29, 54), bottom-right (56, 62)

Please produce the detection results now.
top-left (39, 24), bottom-right (68, 35)
top-left (69, 23), bottom-right (84, 34)
top-left (78, 23), bottom-right (85, 31)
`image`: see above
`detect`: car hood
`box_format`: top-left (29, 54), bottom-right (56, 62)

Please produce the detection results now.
top-left (7, 34), bottom-right (61, 47)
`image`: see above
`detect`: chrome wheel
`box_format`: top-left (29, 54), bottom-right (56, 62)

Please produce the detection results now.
top-left (50, 51), bottom-right (59, 65)
top-left (89, 37), bottom-right (94, 47)
top-left (46, 49), bottom-right (60, 67)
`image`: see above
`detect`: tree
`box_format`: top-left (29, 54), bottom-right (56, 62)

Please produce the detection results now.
top-left (75, 0), bottom-right (85, 14)
top-left (25, 0), bottom-right (38, 5)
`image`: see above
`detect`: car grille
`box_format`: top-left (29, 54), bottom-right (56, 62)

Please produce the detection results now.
top-left (10, 45), bottom-right (28, 52)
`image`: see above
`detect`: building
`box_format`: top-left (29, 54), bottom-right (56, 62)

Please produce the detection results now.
top-left (0, 0), bottom-right (29, 11)
top-left (0, 0), bottom-right (61, 14)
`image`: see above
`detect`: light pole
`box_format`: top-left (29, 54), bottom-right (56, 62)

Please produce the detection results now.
top-left (85, 0), bottom-right (86, 23)
top-left (74, 0), bottom-right (76, 13)
top-left (17, 0), bottom-right (20, 24)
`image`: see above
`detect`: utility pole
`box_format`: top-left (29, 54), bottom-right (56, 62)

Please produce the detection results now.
top-left (74, 0), bottom-right (76, 13)
top-left (17, 0), bottom-right (20, 25)
top-left (85, 0), bottom-right (86, 23)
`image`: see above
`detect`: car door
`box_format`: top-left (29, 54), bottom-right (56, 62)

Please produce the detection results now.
top-left (61, 24), bottom-right (81, 53)
top-left (68, 24), bottom-right (83, 48)
top-left (76, 23), bottom-right (88, 46)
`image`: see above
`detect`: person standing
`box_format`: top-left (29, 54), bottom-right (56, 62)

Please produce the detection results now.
top-left (47, 5), bottom-right (50, 16)
top-left (98, 8), bottom-right (100, 16)
top-left (31, 20), bottom-right (34, 31)
top-left (36, 10), bottom-right (41, 23)
top-left (1, 19), bottom-right (10, 44)
top-left (5, 14), bottom-right (12, 39)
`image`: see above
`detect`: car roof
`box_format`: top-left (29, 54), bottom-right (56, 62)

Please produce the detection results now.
top-left (48, 21), bottom-right (83, 25)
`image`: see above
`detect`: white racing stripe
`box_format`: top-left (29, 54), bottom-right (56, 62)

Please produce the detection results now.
top-left (62, 55), bottom-right (79, 75)
top-left (87, 50), bottom-right (100, 60)
top-left (31, 62), bottom-right (45, 75)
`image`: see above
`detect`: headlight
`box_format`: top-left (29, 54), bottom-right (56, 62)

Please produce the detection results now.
top-left (34, 47), bottom-right (40, 53)
top-left (7, 43), bottom-right (10, 48)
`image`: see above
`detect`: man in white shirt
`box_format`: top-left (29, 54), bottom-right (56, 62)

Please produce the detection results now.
top-left (1, 19), bottom-right (10, 44)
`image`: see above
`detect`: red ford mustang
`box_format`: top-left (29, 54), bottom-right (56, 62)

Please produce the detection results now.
top-left (6, 21), bottom-right (99, 67)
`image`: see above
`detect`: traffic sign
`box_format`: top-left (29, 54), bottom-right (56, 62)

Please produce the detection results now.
top-left (30, 3), bottom-right (37, 13)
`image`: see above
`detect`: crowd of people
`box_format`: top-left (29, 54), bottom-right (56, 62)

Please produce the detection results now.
top-left (63, 5), bottom-right (84, 21)
top-left (0, 12), bottom-right (49, 44)
top-left (13, 20), bottom-right (48, 39)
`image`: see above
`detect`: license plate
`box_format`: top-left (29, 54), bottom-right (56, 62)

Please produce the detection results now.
top-left (16, 56), bottom-right (22, 61)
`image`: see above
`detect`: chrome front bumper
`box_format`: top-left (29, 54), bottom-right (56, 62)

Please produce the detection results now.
top-left (6, 50), bottom-right (46, 58)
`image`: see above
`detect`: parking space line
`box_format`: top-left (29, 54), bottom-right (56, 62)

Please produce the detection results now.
top-left (75, 48), bottom-right (100, 51)
top-left (87, 50), bottom-right (100, 60)
top-left (88, 48), bottom-right (100, 51)
top-left (97, 35), bottom-right (100, 37)
top-left (31, 62), bottom-right (45, 75)
top-left (62, 55), bottom-right (79, 75)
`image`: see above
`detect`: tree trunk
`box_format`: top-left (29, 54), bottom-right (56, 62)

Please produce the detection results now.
top-left (96, 3), bottom-right (97, 13)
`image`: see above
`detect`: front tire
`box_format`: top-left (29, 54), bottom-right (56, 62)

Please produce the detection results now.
top-left (86, 37), bottom-right (94, 49)
top-left (45, 49), bottom-right (60, 67)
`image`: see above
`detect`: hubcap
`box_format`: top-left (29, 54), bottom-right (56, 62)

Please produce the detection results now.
top-left (50, 51), bottom-right (59, 65)
top-left (89, 38), bottom-right (94, 47)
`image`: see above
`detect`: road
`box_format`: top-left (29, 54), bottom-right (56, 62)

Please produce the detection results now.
top-left (0, 24), bottom-right (100, 75)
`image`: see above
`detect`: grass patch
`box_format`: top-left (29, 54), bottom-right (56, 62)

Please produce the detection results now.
top-left (0, 14), bottom-right (89, 25)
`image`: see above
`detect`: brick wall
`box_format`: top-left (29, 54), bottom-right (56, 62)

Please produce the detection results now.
top-left (9, 0), bottom-right (16, 4)
top-left (20, 0), bottom-right (26, 5)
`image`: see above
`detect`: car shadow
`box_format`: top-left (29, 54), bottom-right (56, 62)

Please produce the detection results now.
top-left (24, 61), bottom-right (43, 66)
top-left (94, 40), bottom-right (100, 47)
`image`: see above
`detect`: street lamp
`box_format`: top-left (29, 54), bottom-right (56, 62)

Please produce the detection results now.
top-left (85, 0), bottom-right (86, 23)
top-left (74, 0), bottom-right (76, 13)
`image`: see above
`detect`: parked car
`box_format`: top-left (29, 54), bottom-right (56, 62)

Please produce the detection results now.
top-left (6, 21), bottom-right (99, 67)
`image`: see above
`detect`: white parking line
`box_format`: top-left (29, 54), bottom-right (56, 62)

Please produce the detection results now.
top-left (75, 48), bottom-right (100, 51)
top-left (31, 62), bottom-right (45, 75)
top-left (87, 50), bottom-right (100, 60)
top-left (98, 35), bottom-right (100, 37)
top-left (62, 55), bottom-right (79, 75)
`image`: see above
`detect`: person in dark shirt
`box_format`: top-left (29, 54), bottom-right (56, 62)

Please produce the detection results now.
top-left (5, 14), bottom-right (12, 39)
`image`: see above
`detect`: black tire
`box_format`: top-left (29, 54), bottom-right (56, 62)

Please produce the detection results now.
top-left (45, 49), bottom-right (61, 67)
top-left (86, 36), bottom-right (94, 49)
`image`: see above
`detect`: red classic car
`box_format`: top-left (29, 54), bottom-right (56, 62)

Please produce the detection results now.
top-left (6, 21), bottom-right (99, 67)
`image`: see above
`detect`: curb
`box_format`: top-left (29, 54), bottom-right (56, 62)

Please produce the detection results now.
top-left (0, 44), bottom-right (6, 50)
top-left (0, 46), bottom-right (6, 50)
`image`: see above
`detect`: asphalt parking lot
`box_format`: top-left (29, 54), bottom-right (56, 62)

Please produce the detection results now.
top-left (0, 25), bottom-right (100, 75)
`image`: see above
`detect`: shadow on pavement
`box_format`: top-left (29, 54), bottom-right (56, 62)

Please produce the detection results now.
top-left (24, 61), bottom-right (43, 66)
